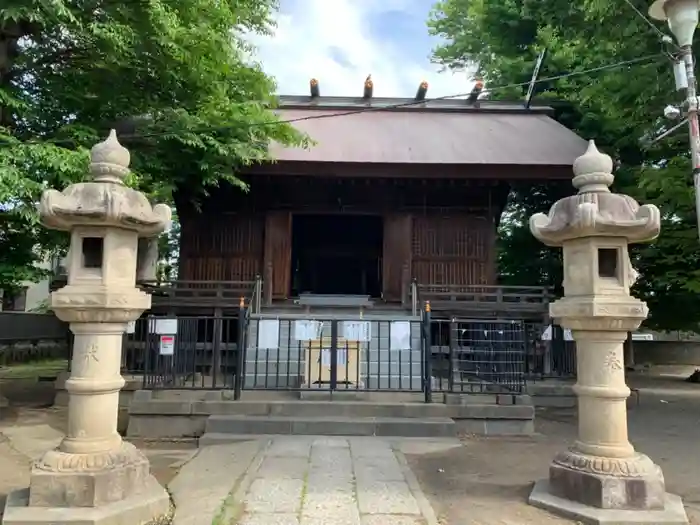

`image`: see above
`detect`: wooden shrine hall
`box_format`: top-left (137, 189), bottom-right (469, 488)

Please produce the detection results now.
top-left (163, 80), bottom-right (588, 318)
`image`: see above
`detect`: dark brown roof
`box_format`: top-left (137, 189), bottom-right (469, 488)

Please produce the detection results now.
top-left (270, 97), bottom-right (588, 167)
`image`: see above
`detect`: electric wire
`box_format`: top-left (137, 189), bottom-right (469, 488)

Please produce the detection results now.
top-left (1, 53), bottom-right (665, 147)
top-left (621, 0), bottom-right (676, 46)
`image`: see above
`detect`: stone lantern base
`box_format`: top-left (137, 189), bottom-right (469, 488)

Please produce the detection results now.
top-left (2, 443), bottom-right (170, 525)
top-left (529, 450), bottom-right (689, 524)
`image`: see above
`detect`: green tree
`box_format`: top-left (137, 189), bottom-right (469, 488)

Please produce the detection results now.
top-left (429, 0), bottom-right (700, 330)
top-left (0, 0), bottom-right (307, 292)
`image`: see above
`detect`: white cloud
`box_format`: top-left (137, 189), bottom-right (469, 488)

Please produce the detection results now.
top-left (248, 0), bottom-right (474, 99)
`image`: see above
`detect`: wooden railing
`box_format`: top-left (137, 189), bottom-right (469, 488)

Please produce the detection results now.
top-left (414, 284), bottom-right (549, 316)
top-left (137, 280), bottom-right (257, 308)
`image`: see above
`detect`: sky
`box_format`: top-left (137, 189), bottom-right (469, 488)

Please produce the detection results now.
top-left (247, 0), bottom-right (476, 99)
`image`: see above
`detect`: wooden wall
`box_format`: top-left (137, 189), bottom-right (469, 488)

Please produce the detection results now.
top-left (411, 214), bottom-right (496, 286)
top-left (177, 176), bottom-right (504, 294)
top-left (179, 213), bottom-right (264, 281)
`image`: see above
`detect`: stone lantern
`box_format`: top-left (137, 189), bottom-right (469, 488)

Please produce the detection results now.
top-left (527, 141), bottom-right (688, 524)
top-left (2, 131), bottom-right (172, 525)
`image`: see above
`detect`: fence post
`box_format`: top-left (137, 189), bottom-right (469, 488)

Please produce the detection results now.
top-left (234, 297), bottom-right (246, 400)
top-left (448, 317), bottom-right (456, 393)
top-left (264, 262), bottom-right (273, 307)
top-left (423, 301), bottom-right (433, 403)
top-left (329, 320), bottom-right (339, 391)
top-left (400, 263), bottom-right (409, 308)
top-left (142, 316), bottom-right (152, 389)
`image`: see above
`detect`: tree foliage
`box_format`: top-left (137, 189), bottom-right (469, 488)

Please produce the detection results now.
top-left (0, 0), bottom-right (307, 292)
top-left (429, 0), bottom-right (700, 330)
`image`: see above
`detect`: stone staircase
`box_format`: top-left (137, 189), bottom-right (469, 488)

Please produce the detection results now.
top-left (199, 400), bottom-right (457, 445)
top-left (127, 390), bottom-right (536, 440)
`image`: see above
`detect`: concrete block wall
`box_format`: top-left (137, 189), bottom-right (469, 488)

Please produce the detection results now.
top-left (244, 316), bottom-right (423, 390)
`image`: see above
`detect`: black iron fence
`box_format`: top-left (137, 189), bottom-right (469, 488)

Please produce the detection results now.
top-left (428, 316), bottom-right (528, 395)
top-left (141, 315), bottom-right (244, 390)
top-left (525, 324), bottom-right (577, 380)
top-left (133, 304), bottom-right (549, 400)
top-left (243, 315), bottom-right (424, 394)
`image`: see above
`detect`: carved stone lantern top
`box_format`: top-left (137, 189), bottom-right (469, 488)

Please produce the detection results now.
top-left (39, 130), bottom-right (171, 236)
top-left (529, 140), bottom-right (661, 246)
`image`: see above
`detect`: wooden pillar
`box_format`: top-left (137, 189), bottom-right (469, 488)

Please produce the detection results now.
top-left (382, 213), bottom-right (412, 302)
top-left (263, 211), bottom-right (292, 300)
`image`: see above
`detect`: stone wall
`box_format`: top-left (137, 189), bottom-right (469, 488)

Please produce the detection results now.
top-left (632, 340), bottom-right (700, 366)
top-left (0, 312), bottom-right (69, 366)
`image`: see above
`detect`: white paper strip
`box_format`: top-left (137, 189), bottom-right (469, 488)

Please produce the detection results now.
top-left (390, 321), bottom-right (411, 350)
top-left (294, 320), bottom-right (323, 341)
top-left (258, 319), bottom-right (280, 350)
top-left (343, 321), bottom-right (371, 342)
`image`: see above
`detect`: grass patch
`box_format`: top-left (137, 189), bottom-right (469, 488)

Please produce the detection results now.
top-left (0, 359), bottom-right (68, 379)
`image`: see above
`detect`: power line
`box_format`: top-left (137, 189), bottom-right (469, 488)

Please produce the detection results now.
top-left (1, 53), bottom-right (664, 147)
top-left (621, 0), bottom-right (676, 46)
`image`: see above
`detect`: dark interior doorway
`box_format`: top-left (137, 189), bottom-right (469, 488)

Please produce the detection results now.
top-left (291, 214), bottom-right (383, 297)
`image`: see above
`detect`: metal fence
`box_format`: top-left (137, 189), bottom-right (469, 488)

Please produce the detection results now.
top-left (525, 324), bottom-right (577, 380)
top-left (137, 306), bottom-right (545, 400)
top-left (244, 315), bottom-right (425, 394)
top-left (141, 315), bottom-right (244, 390)
top-left (429, 317), bottom-right (528, 394)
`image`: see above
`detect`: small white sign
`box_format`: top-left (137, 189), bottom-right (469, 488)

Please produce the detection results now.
top-left (320, 348), bottom-right (347, 367)
top-left (126, 321), bottom-right (136, 334)
top-left (294, 320), bottom-right (323, 341)
top-left (390, 321), bottom-right (411, 350)
top-left (258, 319), bottom-right (280, 350)
top-left (343, 321), bottom-right (371, 342)
top-left (159, 335), bottom-right (175, 356)
top-left (154, 318), bottom-right (178, 335)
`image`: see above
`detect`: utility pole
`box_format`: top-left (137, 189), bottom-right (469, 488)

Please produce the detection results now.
top-left (650, 0), bottom-right (700, 236)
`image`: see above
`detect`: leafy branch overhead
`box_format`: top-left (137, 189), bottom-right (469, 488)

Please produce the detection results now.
top-left (0, 0), bottom-right (308, 291)
top-left (430, 0), bottom-right (700, 331)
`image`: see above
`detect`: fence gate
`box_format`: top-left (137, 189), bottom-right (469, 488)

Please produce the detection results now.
top-left (243, 316), bottom-right (425, 393)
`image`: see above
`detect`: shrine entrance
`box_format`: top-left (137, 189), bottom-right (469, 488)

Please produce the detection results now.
top-left (290, 214), bottom-right (383, 297)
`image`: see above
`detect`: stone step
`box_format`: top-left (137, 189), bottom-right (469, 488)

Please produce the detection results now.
top-left (204, 414), bottom-right (457, 438)
top-left (206, 400), bottom-right (451, 418)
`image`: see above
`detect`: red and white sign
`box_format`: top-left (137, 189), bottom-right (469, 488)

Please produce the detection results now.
top-left (159, 335), bottom-right (175, 356)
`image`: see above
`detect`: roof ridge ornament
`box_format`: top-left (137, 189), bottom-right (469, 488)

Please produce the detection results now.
top-left (571, 140), bottom-right (614, 193)
top-left (89, 129), bottom-right (130, 184)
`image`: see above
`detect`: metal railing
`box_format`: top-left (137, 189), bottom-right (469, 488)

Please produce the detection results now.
top-left (243, 314), bottom-right (424, 393)
top-left (141, 314), bottom-right (244, 391)
top-left (428, 317), bottom-right (528, 394)
top-left (525, 325), bottom-right (576, 380)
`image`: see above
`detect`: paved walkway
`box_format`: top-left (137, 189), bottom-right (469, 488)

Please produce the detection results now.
top-left (229, 437), bottom-right (440, 525)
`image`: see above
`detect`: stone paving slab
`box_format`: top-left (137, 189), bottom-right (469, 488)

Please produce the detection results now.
top-left (229, 437), bottom-right (439, 525)
top-left (170, 441), bottom-right (264, 525)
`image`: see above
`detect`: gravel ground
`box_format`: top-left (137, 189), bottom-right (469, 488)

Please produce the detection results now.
top-left (406, 377), bottom-right (700, 525)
